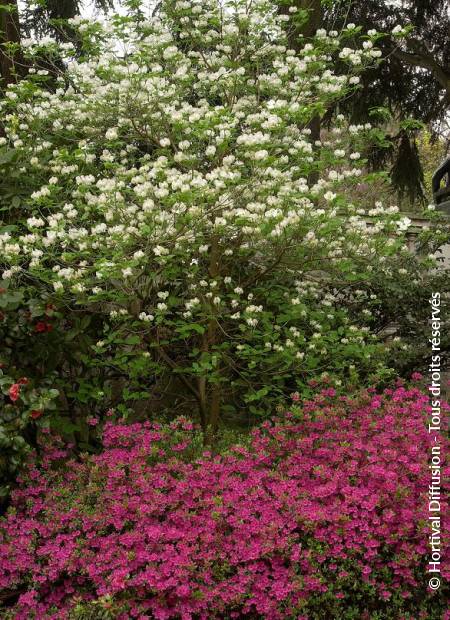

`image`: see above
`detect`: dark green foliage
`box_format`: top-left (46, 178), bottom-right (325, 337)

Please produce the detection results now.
top-left (21, 0), bottom-right (114, 41)
top-left (390, 131), bottom-right (425, 205)
top-left (323, 0), bottom-right (449, 203)
top-left (325, 0), bottom-right (449, 125)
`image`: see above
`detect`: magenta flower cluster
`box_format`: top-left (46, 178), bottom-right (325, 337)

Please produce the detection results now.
top-left (0, 386), bottom-right (448, 619)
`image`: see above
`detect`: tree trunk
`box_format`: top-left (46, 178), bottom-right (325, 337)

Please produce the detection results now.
top-left (0, 0), bottom-right (22, 88)
top-left (393, 44), bottom-right (450, 100)
top-left (198, 234), bottom-right (222, 445)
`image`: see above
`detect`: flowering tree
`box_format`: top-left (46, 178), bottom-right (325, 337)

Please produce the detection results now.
top-left (0, 0), bottom-right (436, 438)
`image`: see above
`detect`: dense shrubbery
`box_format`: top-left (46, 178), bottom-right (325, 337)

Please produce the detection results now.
top-left (0, 285), bottom-right (61, 499)
top-left (0, 384), bottom-right (448, 619)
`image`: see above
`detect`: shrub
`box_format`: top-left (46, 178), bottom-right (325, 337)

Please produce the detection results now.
top-left (1, 0), bottom-right (447, 437)
top-left (0, 384), bottom-right (448, 618)
top-left (0, 284), bottom-right (60, 500)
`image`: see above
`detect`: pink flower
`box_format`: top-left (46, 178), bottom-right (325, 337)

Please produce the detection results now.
top-left (8, 383), bottom-right (21, 402)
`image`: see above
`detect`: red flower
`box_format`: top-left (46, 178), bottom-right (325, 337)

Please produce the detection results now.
top-left (17, 377), bottom-right (29, 385)
top-left (34, 321), bottom-right (52, 333)
top-left (8, 383), bottom-right (21, 402)
top-left (30, 410), bottom-right (43, 420)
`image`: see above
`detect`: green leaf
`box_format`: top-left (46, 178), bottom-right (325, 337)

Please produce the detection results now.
top-left (175, 323), bottom-right (205, 336)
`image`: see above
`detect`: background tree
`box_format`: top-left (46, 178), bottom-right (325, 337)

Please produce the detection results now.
top-left (0, 0), bottom-right (22, 87)
top-left (0, 0), bottom-right (114, 91)
top-left (19, 0), bottom-right (114, 41)
top-left (329, 0), bottom-right (449, 206)
top-left (277, 0), bottom-right (450, 206)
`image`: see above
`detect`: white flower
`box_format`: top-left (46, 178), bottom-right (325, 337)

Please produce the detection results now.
top-left (139, 312), bottom-right (154, 322)
top-left (178, 140), bottom-right (191, 151)
top-left (253, 150), bottom-right (268, 161)
top-left (105, 127), bottom-right (118, 140)
top-left (122, 267), bottom-right (133, 277)
top-left (153, 245), bottom-right (169, 256)
top-left (185, 297), bottom-right (200, 310)
top-left (163, 45), bottom-right (178, 59)
top-left (397, 217), bottom-right (411, 231)
top-left (27, 217), bottom-right (45, 228)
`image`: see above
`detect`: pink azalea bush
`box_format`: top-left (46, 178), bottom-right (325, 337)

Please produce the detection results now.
top-left (0, 385), bottom-right (448, 619)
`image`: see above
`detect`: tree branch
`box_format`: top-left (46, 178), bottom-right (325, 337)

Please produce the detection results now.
top-left (392, 42), bottom-right (450, 97)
